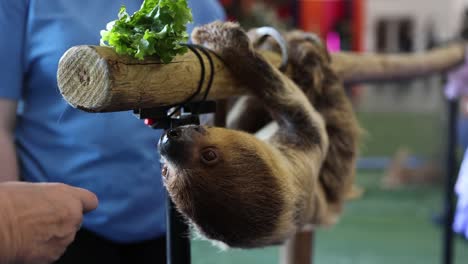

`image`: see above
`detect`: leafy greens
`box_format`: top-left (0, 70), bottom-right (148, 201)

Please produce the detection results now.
top-left (100, 0), bottom-right (193, 62)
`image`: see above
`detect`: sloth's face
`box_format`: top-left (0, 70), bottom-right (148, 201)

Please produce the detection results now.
top-left (158, 125), bottom-right (221, 168)
top-left (158, 125), bottom-right (284, 247)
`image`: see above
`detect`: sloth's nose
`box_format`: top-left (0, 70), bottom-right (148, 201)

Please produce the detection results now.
top-left (160, 125), bottom-right (205, 149)
top-left (158, 125), bottom-right (204, 165)
top-left (167, 128), bottom-right (182, 139)
top-left (168, 125), bottom-right (205, 139)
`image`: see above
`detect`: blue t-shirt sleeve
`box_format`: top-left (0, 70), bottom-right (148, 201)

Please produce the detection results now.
top-left (0, 0), bottom-right (28, 99)
top-left (187, 0), bottom-right (226, 34)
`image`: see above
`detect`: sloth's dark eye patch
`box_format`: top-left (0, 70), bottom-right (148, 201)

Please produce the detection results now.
top-left (201, 148), bottom-right (219, 165)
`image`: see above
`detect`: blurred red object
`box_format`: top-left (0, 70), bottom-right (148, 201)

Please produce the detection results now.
top-left (299, 0), bottom-right (364, 51)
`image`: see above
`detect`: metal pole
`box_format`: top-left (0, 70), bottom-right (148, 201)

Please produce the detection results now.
top-left (442, 98), bottom-right (458, 264)
top-left (166, 194), bottom-right (191, 264)
top-left (280, 230), bottom-right (314, 264)
top-left (163, 110), bottom-right (208, 264)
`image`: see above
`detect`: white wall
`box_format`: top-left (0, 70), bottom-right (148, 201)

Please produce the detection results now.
top-left (364, 0), bottom-right (468, 52)
top-left (360, 0), bottom-right (461, 113)
top-left (448, 0), bottom-right (468, 37)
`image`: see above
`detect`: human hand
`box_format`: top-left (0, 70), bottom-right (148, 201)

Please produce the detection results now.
top-left (0, 182), bottom-right (98, 264)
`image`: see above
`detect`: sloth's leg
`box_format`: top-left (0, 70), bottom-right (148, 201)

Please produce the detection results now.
top-left (192, 22), bottom-right (328, 153)
top-left (226, 96), bottom-right (270, 133)
top-left (286, 31), bottom-right (361, 206)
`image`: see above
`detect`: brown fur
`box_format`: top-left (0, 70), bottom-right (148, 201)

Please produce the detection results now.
top-left (286, 31), bottom-right (361, 208)
top-left (161, 126), bottom-right (286, 247)
top-left (228, 30), bottom-right (361, 212)
top-left (159, 21), bottom-right (358, 248)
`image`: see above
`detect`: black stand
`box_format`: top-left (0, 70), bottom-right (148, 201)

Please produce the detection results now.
top-left (134, 101), bottom-right (216, 264)
top-left (442, 99), bottom-right (459, 264)
top-left (166, 197), bottom-right (191, 264)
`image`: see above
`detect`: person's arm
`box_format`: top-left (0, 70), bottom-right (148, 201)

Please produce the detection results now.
top-left (0, 99), bottom-right (19, 182)
top-left (0, 182), bottom-right (99, 264)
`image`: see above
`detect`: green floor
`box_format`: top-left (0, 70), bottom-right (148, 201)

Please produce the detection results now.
top-left (191, 171), bottom-right (467, 264)
top-left (190, 112), bottom-right (467, 263)
top-left (356, 111), bottom-right (443, 157)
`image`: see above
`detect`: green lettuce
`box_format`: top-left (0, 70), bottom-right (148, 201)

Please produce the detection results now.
top-left (100, 0), bottom-right (193, 62)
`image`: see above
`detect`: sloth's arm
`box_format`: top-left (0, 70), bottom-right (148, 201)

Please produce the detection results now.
top-left (226, 96), bottom-right (270, 133)
top-left (242, 56), bottom-right (327, 150)
top-left (192, 22), bottom-right (327, 151)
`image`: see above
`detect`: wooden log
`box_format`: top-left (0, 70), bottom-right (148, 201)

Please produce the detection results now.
top-left (333, 43), bottom-right (466, 84)
top-left (57, 45), bottom-right (282, 113)
top-left (58, 43), bottom-right (467, 113)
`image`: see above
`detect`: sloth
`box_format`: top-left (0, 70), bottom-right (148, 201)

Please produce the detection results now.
top-left (228, 29), bottom-right (361, 213)
top-left (158, 21), bottom-right (357, 248)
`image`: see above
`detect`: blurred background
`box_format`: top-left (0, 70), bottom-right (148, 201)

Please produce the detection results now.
top-left (191, 0), bottom-right (468, 263)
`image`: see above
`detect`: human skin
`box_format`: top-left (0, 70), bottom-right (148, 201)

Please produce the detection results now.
top-left (0, 182), bottom-right (98, 264)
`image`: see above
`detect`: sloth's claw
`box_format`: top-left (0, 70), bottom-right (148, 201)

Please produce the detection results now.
top-left (191, 21), bottom-right (252, 56)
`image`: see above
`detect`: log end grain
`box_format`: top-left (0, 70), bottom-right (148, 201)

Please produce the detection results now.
top-left (57, 46), bottom-right (111, 112)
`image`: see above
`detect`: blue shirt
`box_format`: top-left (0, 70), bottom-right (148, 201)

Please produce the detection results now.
top-left (0, 0), bottom-right (225, 243)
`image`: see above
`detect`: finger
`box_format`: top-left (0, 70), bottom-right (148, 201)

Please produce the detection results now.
top-left (70, 187), bottom-right (99, 213)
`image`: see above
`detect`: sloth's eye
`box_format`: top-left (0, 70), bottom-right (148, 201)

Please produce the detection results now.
top-left (201, 148), bottom-right (219, 165)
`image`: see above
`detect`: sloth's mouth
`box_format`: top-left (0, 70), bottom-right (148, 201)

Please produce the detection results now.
top-left (161, 164), bottom-right (169, 179)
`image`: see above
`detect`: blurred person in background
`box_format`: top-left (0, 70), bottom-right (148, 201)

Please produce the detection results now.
top-left (0, 0), bottom-right (225, 263)
top-left (457, 9), bottom-right (468, 152)
top-left (444, 8), bottom-right (468, 241)
top-left (445, 46), bottom-right (468, 241)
